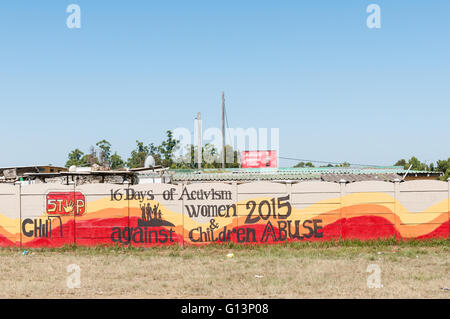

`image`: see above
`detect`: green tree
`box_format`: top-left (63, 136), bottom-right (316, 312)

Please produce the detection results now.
top-left (110, 152), bottom-right (125, 170)
top-left (443, 169), bottom-right (450, 181)
top-left (65, 149), bottom-right (89, 167)
top-left (96, 139), bottom-right (112, 167)
top-left (126, 132), bottom-right (180, 169)
top-left (129, 131), bottom-right (182, 169)
top-left (148, 143), bottom-right (162, 166)
top-left (171, 144), bottom-right (194, 168)
top-left (436, 158), bottom-right (450, 181)
top-left (202, 143), bottom-right (220, 168)
top-left (407, 156), bottom-right (428, 170)
top-left (224, 144), bottom-right (240, 168)
top-left (66, 141), bottom-right (124, 169)
top-left (140, 130), bottom-right (241, 169)
top-left (394, 159), bottom-right (407, 168)
top-left (157, 130), bottom-right (180, 168)
top-left (436, 158), bottom-right (450, 174)
top-left (127, 140), bottom-right (150, 168)
top-left (85, 146), bottom-right (100, 166)
top-left (335, 162), bottom-right (350, 168)
top-left (394, 157), bottom-right (429, 170)
top-left (294, 162), bottom-right (315, 168)
top-left (172, 143), bottom-right (241, 169)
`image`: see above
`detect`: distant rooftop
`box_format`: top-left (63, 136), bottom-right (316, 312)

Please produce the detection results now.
top-left (168, 166), bottom-right (443, 183)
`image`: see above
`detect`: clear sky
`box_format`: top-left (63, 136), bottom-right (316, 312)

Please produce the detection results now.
top-left (0, 0), bottom-right (449, 168)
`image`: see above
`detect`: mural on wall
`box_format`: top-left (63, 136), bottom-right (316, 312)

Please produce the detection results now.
top-left (0, 180), bottom-right (448, 247)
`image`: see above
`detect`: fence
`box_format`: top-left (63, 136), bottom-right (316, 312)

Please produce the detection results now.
top-left (0, 180), bottom-right (448, 247)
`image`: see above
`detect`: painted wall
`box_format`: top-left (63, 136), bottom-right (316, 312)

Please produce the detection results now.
top-left (0, 180), bottom-right (448, 247)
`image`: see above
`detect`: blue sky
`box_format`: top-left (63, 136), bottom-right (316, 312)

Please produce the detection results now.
top-left (0, 0), bottom-right (449, 167)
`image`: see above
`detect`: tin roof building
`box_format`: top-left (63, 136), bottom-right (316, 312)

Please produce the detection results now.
top-left (165, 166), bottom-right (443, 184)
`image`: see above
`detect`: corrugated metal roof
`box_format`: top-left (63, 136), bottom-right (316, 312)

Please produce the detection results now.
top-left (169, 167), bottom-right (440, 183)
top-left (171, 166), bottom-right (430, 174)
top-left (321, 173), bottom-right (402, 183)
top-left (172, 172), bottom-right (321, 182)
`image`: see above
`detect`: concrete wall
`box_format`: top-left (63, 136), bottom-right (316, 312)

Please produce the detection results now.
top-left (0, 180), bottom-right (448, 247)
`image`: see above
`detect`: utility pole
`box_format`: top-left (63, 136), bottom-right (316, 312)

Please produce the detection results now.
top-left (222, 92), bottom-right (225, 169)
top-left (197, 112), bottom-right (202, 170)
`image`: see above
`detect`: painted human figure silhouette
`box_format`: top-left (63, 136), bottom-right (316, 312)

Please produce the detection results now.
top-left (153, 204), bottom-right (159, 219)
top-left (140, 204), bottom-right (147, 221)
top-left (146, 203), bottom-right (152, 220)
top-left (137, 202), bottom-right (173, 227)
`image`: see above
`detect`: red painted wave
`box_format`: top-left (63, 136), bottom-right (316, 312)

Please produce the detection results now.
top-left (0, 234), bottom-right (16, 247)
top-left (16, 214), bottom-right (450, 248)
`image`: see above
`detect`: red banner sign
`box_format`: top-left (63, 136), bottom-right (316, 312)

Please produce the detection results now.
top-left (241, 150), bottom-right (278, 168)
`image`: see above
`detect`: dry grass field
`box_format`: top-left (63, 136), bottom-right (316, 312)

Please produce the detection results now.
top-left (0, 240), bottom-right (449, 299)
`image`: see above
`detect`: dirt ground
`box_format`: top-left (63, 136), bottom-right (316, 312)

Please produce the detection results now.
top-left (0, 243), bottom-right (449, 299)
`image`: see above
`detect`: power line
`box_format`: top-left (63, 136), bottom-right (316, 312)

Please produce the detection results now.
top-left (221, 97), bottom-right (382, 168)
